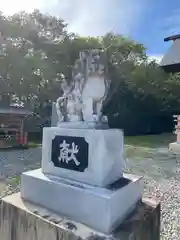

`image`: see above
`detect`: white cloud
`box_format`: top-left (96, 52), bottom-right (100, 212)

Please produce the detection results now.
top-left (43, 0), bottom-right (148, 36)
top-left (148, 54), bottom-right (163, 63)
top-left (0, 0), bottom-right (45, 15)
top-left (0, 0), bottom-right (148, 36)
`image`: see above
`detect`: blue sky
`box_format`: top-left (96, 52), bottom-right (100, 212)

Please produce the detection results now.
top-left (0, 0), bottom-right (180, 60)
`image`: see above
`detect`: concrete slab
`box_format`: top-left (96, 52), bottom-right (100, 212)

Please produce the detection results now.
top-left (169, 142), bottom-right (180, 153)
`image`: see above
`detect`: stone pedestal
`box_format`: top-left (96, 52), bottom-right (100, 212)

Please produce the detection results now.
top-left (0, 193), bottom-right (160, 240)
top-left (20, 169), bottom-right (143, 233)
top-left (20, 126), bottom-right (144, 233)
top-left (169, 142), bottom-right (180, 153)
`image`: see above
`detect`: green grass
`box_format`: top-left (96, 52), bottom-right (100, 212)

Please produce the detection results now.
top-left (28, 141), bottom-right (41, 148)
top-left (7, 176), bottom-right (20, 187)
top-left (124, 133), bottom-right (176, 158)
top-left (125, 133), bottom-right (175, 148)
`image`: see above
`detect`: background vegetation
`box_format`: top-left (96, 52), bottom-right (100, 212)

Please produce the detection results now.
top-left (0, 10), bottom-right (179, 135)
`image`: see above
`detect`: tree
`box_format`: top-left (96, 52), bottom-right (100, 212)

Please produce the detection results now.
top-left (0, 10), bottom-right (178, 134)
top-left (0, 11), bottom-right (69, 109)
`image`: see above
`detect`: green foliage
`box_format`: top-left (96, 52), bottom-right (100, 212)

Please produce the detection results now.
top-left (0, 11), bottom-right (178, 134)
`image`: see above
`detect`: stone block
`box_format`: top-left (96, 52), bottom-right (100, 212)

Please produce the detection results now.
top-left (0, 192), bottom-right (160, 240)
top-left (20, 169), bottom-right (143, 234)
top-left (42, 127), bottom-right (126, 187)
top-left (51, 102), bottom-right (58, 127)
top-left (169, 142), bottom-right (180, 153)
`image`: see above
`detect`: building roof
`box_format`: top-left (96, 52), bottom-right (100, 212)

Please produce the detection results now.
top-left (164, 34), bottom-right (180, 42)
top-left (160, 37), bottom-right (180, 73)
top-left (0, 107), bottom-right (32, 115)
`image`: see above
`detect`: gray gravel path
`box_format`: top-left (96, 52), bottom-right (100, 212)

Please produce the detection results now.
top-left (0, 147), bottom-right (41, 179)
top-left (0, 145), bottom-right (180, 239)
top-left (126, 146), bottom-right (180, 240)
top-left (0, 147), bottom-right (41, 197)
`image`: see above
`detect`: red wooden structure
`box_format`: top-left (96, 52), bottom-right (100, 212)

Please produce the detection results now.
top-left (0, 107), bottom-right (32, 148)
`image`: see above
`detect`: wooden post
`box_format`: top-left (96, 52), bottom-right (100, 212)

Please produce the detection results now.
top-left (20, 118), bottom-right (24, 144)
top-left (173, 115), bottom-right (180, 142)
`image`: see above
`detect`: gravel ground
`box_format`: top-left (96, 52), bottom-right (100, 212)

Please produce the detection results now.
top-left (0, 145), bottom-right (180, 239)
top-left (0, 147), bottom-right (41, 197)
top-left (126, 146), bottom-right (180, 240)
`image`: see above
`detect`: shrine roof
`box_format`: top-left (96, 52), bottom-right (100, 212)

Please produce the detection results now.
top-left (0, 107), bottom-right (32, 115)
top-left (164, 34), bottom-right (180, 42)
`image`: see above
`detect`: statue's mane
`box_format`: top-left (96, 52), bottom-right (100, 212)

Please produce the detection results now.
top-left (70, 49), bottom-right (108, 94)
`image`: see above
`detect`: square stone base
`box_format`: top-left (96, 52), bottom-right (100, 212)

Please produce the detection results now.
top-left (169, 142), bottom-right (180, 153)
top-left (20, 169), bottom-right (143, 234)
top-left (0, 193), bottom-right (160, 240)
top-left (42, 127), bottom-right (126, 187)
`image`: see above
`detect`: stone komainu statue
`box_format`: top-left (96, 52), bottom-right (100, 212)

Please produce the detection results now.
top-left (56, 49), bottom-right (110, 126)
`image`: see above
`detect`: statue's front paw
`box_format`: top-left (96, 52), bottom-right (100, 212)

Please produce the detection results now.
top-left (101, 115), bottom-right (108, 123)
top-left (92, 115), bottom-right (99, 122)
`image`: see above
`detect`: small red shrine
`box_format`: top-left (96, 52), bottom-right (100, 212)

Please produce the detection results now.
top-left (0, 94), bottom-right (32, 148)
